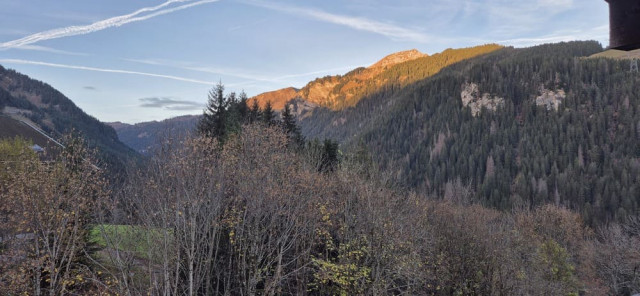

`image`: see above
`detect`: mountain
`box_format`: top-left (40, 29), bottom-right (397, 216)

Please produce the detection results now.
top-left (0, 65), bottom-right (138, 173)
top-left (296, 41), bottom-right (640, 225)
top-left (249, 45), bottom-right (502, 111)
top-left (107, 115), bottom-right (200, 153)
top-left (114, 46), bottom-right (502, 153)
top-left (250, 87), bottom-right (299, 110)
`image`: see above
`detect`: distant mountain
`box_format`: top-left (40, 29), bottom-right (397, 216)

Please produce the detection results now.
top-left (249, 45), bottom-right (502, 111)
top-left (0, 65), bottom-right (138, 173)
top-left (108, 115), bottom-right (200, 153)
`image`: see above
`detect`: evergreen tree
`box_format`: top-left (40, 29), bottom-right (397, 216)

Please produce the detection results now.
top-left (320, 139), bottom-right (340, 173)
top-left (281, 103), bottom-right (304, 146)
top-left (237, 91), bottom-right (249, 122)
top-left (249, 99), bottom-right (261, 123)
top-left (226, 92), bottom-right (243, 136)
top-left (198, 82), bottom-right (228, 140)
top-left (262, 100), bottom-right (276, 126)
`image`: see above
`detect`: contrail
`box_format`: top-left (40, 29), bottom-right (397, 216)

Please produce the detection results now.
top-left (0, 0), bottom-right (219, 49)
top-left (0, 59), bottom-right (212, 85)
top-left (240, 0), bottom-right (430, 43)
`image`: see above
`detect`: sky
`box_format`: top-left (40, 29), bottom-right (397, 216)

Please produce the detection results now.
top-left (0, 0), bottom-right (609, 123)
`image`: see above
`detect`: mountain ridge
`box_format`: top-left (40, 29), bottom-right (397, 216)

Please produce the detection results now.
top-left (249, 45), bottom-right (502, 111)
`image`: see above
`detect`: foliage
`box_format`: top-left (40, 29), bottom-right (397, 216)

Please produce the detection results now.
top-left (262, 100), bottom-right (276, 125)
top-left (0, 136), bottom-right (110, 295)
top-left (198, 82), bottom-right (230, 140)
top-left (1, 121), bottom-right (637, 295)
top-left (280, 103), bottom-right (304, 146)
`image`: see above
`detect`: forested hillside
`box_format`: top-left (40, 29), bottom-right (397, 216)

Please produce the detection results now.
top-left (0, 65), bottom-right (138, 173)
top-left (302, 41), bottom-right (639, 225)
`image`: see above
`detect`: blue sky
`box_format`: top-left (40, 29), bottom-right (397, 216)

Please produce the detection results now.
top-left (0, 0), bottom-right (608, 123)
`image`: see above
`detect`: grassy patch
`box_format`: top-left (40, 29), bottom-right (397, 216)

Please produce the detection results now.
top-left (89, 225), bottom-right (173, 259)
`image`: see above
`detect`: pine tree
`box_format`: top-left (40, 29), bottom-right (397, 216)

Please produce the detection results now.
top-left (249, 99), bottom-right (261, 123)
top-left (320, 139), bottom-right (339, 173)
top-left (226, 92), bottom-right (243, 136)
top-left (237, 91), bottom-right (249, 122)
top-left (262, 100), bottom-right (276, 126)
top-left (281, 103), bottom-right (304, 145)
top-left (198, 82), bottom-right (228, 140)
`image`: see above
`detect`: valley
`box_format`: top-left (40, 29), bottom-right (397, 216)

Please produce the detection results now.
top-left (1, 4), bottom-right (639, 292)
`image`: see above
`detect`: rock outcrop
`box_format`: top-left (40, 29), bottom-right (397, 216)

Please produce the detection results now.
top-left (461, 83), bottom-right (504, 116)
top-left (535, 88), bottom-right (565, 111)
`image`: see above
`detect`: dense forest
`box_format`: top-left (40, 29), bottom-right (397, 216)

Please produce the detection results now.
top-left (302, 41), bottom-right (640, 225)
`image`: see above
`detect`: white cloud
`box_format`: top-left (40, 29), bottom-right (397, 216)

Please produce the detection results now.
top-left (241, 0), bottom-right (431, 43)
top-left (139, 97), bottom-right (204, 110)
top-left (0, 59), bottom-right (212, 85)
top-left (5, 45), bottom-right (89, 56)
top-left (0, 0), bottom-right (219, 49)
top-left (497, 25), bottom-right (608, 48)
top-left (123, 57), bottom-right (361, 84)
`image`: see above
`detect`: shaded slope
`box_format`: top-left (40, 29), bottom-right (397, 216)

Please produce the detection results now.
top-left (0, 65), bottom-right (138, 172)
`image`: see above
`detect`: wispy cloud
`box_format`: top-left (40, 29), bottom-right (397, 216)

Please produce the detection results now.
top-left (83, 86), bottom-right (97, 91)
top-left (6, 45), bottom-right (89, 56)
top-left (0, 0), bottom-right (220, 49)
top-left (228, 18), bottom-right (269, 32)
top-left (123, 57), bottom-right (361, 84)
top-left (497, 25), bottom-right (608, 48)
top-left (240, 0), bottom-right (430, 43)
top-left (139, 97), bottom-right (204, 111)
top-left (0, 59), bottom-right (213, 85)
top-left (270, 66), bottom-right (361, 81)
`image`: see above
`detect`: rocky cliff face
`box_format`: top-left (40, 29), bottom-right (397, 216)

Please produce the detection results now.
top-left (461, 83), bottom-right (505, 116)
top-left (535, 88), bottom-right (565, 111)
